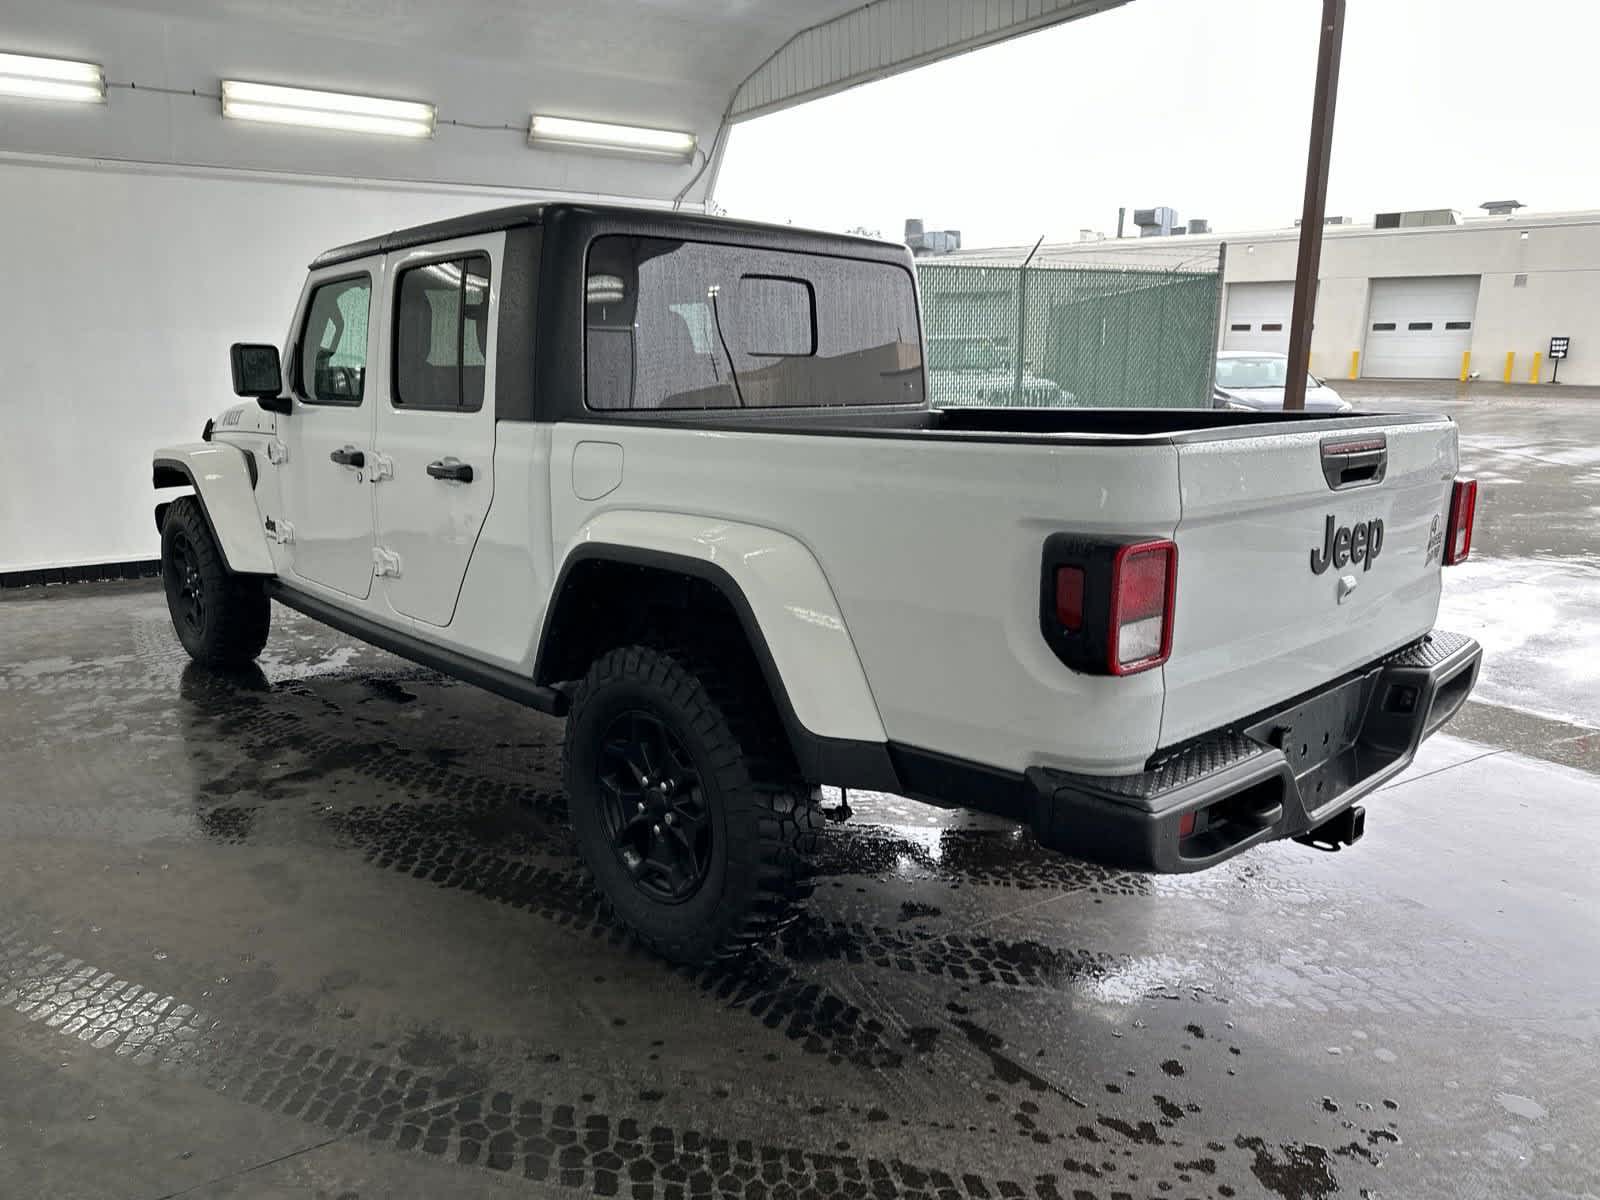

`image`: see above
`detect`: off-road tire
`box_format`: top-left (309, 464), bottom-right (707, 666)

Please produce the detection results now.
top-left (161, 496), bottom-right (271, 668)
top-left (564, 643), bottom-right (819, 964)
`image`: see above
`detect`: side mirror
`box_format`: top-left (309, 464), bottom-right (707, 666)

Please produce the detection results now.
top-left (230, 343), bottom-right (291, 413)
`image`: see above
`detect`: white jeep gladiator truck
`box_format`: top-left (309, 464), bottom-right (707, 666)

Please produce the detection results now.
top-left (153, 203), bottom-right (1482, 963)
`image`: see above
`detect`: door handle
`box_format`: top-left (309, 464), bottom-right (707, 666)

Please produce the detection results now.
top-left (426, 459), bottom-right (474, 483)
top-left (329, 446), bottom-right (365, 469)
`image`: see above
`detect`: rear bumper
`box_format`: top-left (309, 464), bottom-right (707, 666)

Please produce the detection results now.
top-left (1023, 629), bottom-right (1482, 872)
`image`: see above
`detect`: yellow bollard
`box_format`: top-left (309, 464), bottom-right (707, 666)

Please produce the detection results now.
top-left (1348, 349), bottom-right (1360, 379)
top-left (1504, 351), bottom-right (1515, 384)
top-left (1530, 350), bottom-right (1543, 384)
top-left (1459, 351), bottom-right (1471, 382)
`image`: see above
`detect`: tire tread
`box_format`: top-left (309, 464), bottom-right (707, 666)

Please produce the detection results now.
top-left (161, 496), bottom-right (270, 667)
top-left (564, 641), bottom-right (818, 964)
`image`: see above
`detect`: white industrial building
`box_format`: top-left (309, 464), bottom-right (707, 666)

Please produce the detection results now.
top-left (948, 207), bottom-right (1600, 386)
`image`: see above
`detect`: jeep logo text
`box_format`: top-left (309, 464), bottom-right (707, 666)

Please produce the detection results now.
top-left (1310, 515), bottom-right (1383, 575)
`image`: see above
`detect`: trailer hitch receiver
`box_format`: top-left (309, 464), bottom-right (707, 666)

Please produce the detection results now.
top-left (1293, 804), bottom-right (1365, 852)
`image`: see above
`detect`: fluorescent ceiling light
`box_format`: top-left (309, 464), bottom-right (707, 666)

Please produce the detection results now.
top-left (221, 80), bottom-right (434, 138)
top-left (529, 115), bottom-right (695, 162)
top-left (0, 52), bottom-right (105, 103)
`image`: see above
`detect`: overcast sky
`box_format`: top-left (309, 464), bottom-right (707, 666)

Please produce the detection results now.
top-left (715, 0), bottom-right (1598, 248)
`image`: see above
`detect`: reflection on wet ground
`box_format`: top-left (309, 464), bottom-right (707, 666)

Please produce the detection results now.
top-left (1, 585), bottom-right (1597, 1200)
top-left (1351, 382), bottom-right (1600, 769)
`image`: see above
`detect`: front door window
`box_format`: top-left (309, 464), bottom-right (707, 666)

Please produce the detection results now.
top-left (298, 277), bottom-right (371, 405)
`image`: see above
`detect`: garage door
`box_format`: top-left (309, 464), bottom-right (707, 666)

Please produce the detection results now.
top-left (1362, 276), bottom-right (1480, 379)
top-left (1222, 281), bottom-right (1293, 353)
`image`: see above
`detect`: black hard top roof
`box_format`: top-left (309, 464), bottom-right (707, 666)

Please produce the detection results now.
top-left (310, 203), bottom-right (549, 269)
top-left (309, 201), bottom-right (901, 270)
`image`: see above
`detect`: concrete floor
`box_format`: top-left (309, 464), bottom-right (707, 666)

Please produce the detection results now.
top-left (2, 384), bottom-right (1597, 1200)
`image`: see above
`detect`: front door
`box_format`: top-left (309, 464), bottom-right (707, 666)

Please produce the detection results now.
top-left (278, 262), bottom-right (381, 600)
top-left (373, 235), bottom-right (501, 626)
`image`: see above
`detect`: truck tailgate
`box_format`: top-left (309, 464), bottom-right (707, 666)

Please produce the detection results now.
top-left (1160, 417), bottom-right (1457, 748)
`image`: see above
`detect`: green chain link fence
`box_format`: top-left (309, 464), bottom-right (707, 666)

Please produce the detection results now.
top-left (915, 245), bottom-right (1222, 408)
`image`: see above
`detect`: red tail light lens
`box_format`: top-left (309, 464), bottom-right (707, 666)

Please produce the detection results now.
top-left (1444, 479), bottom-right (1478, 566)
top-left (1109, 540), bottom-right (1177, 674)
top-left (1054, 566), bottom-right (1086, 631)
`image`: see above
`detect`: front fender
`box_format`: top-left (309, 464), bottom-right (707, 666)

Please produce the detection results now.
top-left (153, 443), bottom-right (274, 575)
top-left (557, 511), bottom-right (886, 745)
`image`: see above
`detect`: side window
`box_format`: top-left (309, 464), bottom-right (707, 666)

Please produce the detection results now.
top-left (394, 253), bottom-right (491, 411)
top-left (297, 276), bottom-right (371, 404)
top-left (584, 238), bottom-right (738, 412)
top-left (584, 236), bottom-right (923, 411)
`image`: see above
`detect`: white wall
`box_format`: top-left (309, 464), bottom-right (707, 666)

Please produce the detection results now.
top-left (0, 155), bottom-right (578, 573)
top-left (1471, 266), bottom-right (1600, 384)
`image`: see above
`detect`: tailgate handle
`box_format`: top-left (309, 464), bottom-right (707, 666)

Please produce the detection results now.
top-left (1321, 435), bottom-right (1387, 491)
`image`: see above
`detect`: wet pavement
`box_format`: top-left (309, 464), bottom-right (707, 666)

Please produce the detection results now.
top-left (1346, 380), bottom-right (1600, 768)
top-left (2, 384), bottom-right (1597, 1200)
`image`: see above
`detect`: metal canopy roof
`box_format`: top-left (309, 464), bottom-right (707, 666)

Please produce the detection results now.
top-left (4, 0), bottom-right (1128, 205)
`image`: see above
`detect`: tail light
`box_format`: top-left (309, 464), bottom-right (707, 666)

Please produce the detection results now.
top-left (1041, 535), bottom-right (1177, 676)
top-left (1443, 479), bottom-right (1477, 566)
top-left (1109, 541), bottom-right (1177, 674)
top-left (1054, 566), bottom-right (1086, 631)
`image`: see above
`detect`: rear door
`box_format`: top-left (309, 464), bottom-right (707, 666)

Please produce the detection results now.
top-left (372, 234), bottom-right (501, 627)
top-left (1160, 417), bottom-right (1457, 748)
top-left (279, 263), bottom-right (380, 600)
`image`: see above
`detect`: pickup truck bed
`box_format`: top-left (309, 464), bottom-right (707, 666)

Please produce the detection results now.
top-left (590, 400), bottom-right (1426, 440)
top-left (536, 404), bottom-right (1457, 767)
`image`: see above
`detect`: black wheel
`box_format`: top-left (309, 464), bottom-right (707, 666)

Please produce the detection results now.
top-left (564, 644), bottom-right (819, 964)
top-left (595, 709), bottom-right (715, 903)
top-left (161, 496), bottom-right (270, 668)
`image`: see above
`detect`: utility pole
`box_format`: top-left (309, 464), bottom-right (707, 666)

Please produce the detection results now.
top-left (1283, 0), bottom-right (1346, 411)
top-left (1014, 234), bottom-right (1045, 402)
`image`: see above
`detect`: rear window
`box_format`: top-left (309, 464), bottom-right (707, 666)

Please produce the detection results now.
top-left (394, 254), bottom-right (491, 411)
top-left (584, 236), bottom-right (923, 411)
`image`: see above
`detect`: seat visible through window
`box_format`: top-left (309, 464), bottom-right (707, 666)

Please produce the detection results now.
top-left (394, 254), bottom-right (491, 410)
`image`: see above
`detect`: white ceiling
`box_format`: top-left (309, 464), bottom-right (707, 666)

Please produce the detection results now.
top-left (79, 0), bottom-right (835, 84)
top-left (1, 0), bottom-right (1128, 203)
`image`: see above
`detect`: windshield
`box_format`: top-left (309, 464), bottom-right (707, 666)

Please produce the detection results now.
top-left (929, 338), bottom-right (1008, 371)
top-left (1216, 356), bottom-right (1317, 391)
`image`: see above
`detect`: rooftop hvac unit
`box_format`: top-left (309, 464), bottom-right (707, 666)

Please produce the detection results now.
top-left (1374, 209), bottom-right (1460, 229)
top-left (1187, 219), bottom-right (1210, 235)
top-left (1133, 207), bottom-right (1179, 237)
